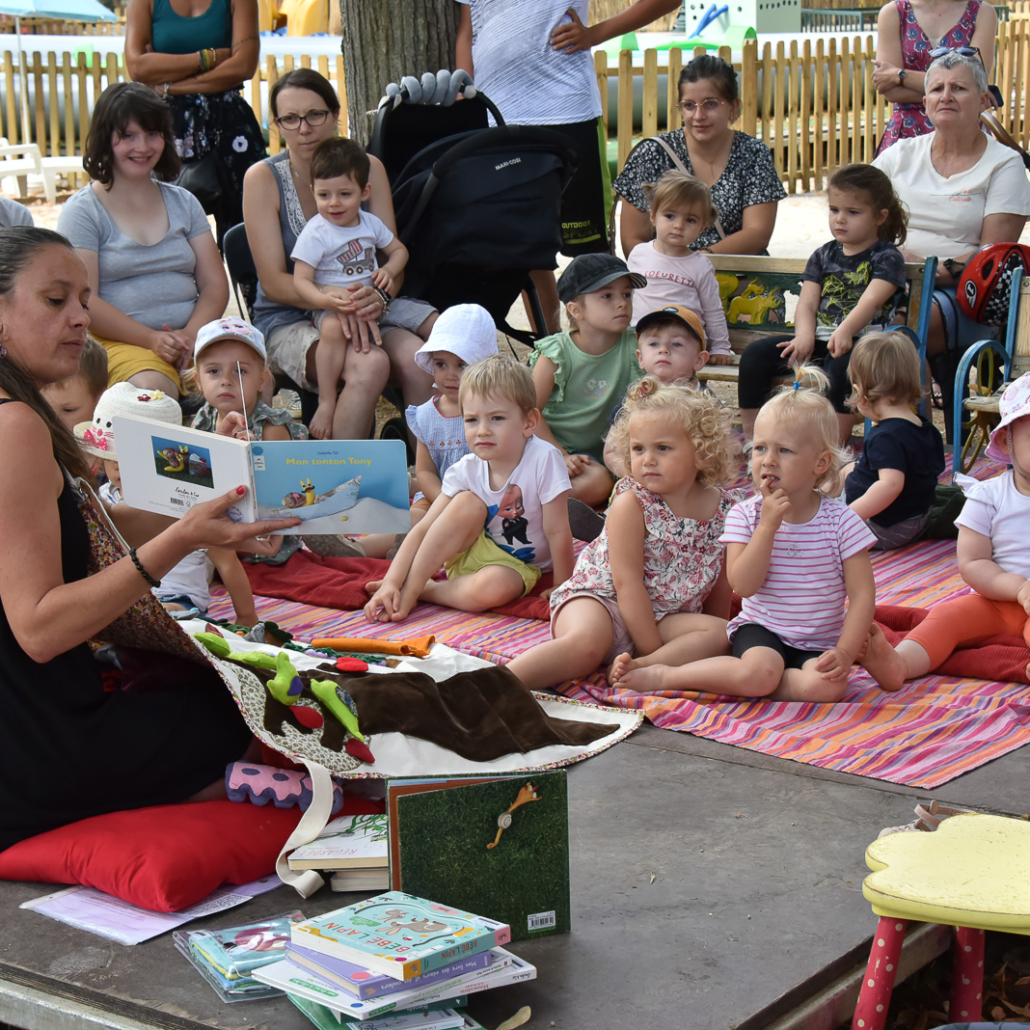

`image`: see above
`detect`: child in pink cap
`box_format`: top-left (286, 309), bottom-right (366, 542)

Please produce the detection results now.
top-left (865, 372), bottom-right (1030, 688)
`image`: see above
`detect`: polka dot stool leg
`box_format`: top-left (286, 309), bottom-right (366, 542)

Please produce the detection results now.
top-left (852, 916), bottom-right (907, 1030)
top-left (950, 925), bottom-right (984, 1022)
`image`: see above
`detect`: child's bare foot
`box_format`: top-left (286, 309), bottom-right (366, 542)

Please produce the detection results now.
top-left (609, 653), bottom-right (670, 692)
top-left (365, 579), bottom-right (383, 594)
top-left (608, 652), bottom-right (637, 685)
top-left (309, 404), bottom-right (334, 440)
top-left (860, 624), bottom-right (906, 692)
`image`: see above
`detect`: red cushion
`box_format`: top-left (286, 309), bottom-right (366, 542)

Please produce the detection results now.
top-left (0, 801), bottom-right (298, 912)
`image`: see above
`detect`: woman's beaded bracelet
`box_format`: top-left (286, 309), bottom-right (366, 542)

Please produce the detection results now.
top-left (129, 547), bottom-right (161, 589)
top-left (372, 285), bottom-right (391, 314)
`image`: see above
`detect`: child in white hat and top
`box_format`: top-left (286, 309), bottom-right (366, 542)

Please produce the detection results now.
top-left (75, 382), bottom-right (259, 625)
top-left (188, 318), bottom-right (308, 441)
top-left (864, 372), bottom-right (1030, 689)
top-left (406, 304), bottom-right (499, 523)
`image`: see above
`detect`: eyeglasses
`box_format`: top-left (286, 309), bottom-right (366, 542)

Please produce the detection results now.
top-left (275, 109), bottom-right (332, 130)
top-left (679, 99), bottom-right (726, 116)
top-left (928, 45), bottom-right (982, 61)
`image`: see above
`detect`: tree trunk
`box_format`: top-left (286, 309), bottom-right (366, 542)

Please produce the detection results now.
top-left (340, 0), bottom-right (459, 145)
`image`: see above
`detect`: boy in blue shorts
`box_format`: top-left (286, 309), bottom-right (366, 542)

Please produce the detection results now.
top-left (365, 354), bottom-right (574, 623)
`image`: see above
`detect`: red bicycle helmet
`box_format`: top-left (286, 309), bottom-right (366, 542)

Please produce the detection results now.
top-left (957, 243), bottom-right (1030, 325)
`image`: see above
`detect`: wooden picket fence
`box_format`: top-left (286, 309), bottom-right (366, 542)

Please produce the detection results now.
top-left (596, 17), bottom-right (1030, 194)
top-left (2, 8), bottom-right (1027, 196)
top-left (0, 48), bottom-right (346, 169)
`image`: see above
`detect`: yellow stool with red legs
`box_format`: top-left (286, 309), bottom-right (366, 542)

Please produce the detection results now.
top-left (852, 813), bottom-right (1030, 1030)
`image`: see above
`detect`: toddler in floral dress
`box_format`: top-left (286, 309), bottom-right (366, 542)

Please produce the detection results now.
top-left (506, 377), bottom-right (738, 690)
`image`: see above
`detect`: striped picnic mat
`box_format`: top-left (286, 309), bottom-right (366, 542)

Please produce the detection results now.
top-left (209, 453), bottom-right (1028, 788)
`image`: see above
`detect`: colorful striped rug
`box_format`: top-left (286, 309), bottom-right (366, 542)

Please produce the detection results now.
top-left (210, 453), bottom-right (1028, 789)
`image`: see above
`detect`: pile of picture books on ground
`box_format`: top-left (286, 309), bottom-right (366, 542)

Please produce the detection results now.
top-left (287, 812), bottom-right (390, 892)
top-left (252, 892), bottom-right (535, 1030)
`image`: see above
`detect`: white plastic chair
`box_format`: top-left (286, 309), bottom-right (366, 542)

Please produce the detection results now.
top-left (0, 138), bottom-right (83, 204)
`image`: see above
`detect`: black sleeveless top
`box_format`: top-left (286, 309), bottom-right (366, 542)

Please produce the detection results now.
top-left (0, 400), bottom-right (252, 850)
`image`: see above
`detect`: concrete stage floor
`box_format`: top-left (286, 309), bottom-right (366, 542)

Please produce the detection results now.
top-left (1, 721), bottom-right (1026, 1030)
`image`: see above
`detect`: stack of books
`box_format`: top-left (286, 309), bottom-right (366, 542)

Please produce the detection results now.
top-left (252, 892), bottom-right (536, 1029)
top-left (287, 813), bottom-right (390, 892)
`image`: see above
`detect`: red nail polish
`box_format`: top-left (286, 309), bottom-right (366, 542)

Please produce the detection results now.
top-left (236, 486), bottom-right (245, 496)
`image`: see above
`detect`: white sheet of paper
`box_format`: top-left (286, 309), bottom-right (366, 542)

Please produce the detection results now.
top-left (20, 875), bottom-right (281, 946)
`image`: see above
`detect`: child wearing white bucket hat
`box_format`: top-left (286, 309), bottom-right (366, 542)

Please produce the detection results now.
top-left (406, 304), bottom-right (499, 521)
top-left (864, 371), bottom-right (1030, 689)
top-left (74, 382), bottom-right (259, 625)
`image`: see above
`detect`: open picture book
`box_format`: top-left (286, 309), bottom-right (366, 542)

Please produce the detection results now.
top-left (111, 414), bottom-right (411, 535)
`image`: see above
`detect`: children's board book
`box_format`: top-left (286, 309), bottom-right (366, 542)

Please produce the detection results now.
top-left (255, 947), bottom-right (533, 1020)
top-left (388, 772), bottom-right (570, 942)
top-left (288, 994), bottom-right (485, 1030)
top-left (286, 941), bottom-right (497, 1000)
top-left (288, 814), bottom-right (389, 871)
top-left (331, 869), bottom-right (390, 892)
top-left (290, 893), bottom-right (510, 981)
top-left (111, 414), bottom-right (410, 535)
top-left (172, 910), bottom-right (304, 1003)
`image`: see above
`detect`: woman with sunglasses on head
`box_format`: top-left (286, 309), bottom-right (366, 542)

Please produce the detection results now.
top-left (872, 0), bottom-right (996, 154)
top-left (125, 0), bottom-right (266, 244)
top-left (613, 54), bottom-right (786, 269)
top-left (873, 49), bottom-right (1030, 435)
top-left (242, 69), bottom-right (435, 442)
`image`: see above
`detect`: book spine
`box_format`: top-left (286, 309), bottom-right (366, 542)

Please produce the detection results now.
top-left (405, 928), bottom-right (505, 978)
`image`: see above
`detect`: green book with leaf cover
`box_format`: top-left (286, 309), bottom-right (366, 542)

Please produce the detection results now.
top-left (389, 772), bottom-right (570, 942)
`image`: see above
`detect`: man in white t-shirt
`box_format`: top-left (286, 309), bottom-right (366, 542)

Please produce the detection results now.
top-left (365, 355), bottom-right (573, 624)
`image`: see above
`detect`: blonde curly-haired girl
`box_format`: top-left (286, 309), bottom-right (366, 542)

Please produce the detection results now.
top-left (506, 376), bottom-right (738, 690)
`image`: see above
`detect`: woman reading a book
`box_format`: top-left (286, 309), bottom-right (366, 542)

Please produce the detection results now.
top-left (0, 226), bottom-right (300, 852)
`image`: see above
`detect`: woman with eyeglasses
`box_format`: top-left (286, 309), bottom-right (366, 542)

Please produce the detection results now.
top-left (57, 83), bottom-right (229, 400)
top-left (125, 0), bottom-right (266, 245)
top-left (872, 49), bottom-right (1030, 437)
top-left (872, 0), bottom-right (996, 154)
top-left (242, 69), bottom-right (435, 442)
top-left (613, 54), bottom-right (786, 262)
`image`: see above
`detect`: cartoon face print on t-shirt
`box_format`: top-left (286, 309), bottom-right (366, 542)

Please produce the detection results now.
top-left (497, 483), bottom-right (529, 545)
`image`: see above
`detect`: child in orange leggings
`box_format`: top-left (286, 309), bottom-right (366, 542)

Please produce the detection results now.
top-left (869, 373), bottom-right (1030, 688)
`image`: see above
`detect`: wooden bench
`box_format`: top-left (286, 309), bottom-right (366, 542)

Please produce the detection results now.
top-left (695, 255), bottom-right (938, 393)
top-left (953, 268), bottom-right (1030, 476)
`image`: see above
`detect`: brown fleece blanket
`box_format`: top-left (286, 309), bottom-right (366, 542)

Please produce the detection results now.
top-left (228, 656), bottom-right (618, 761)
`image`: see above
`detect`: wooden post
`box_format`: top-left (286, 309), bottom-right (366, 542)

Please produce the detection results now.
top-left (266, 54), bottom-right (280, 155)
top-left (814, 39), bottom-right (825, 185)
top-left (773, 42), bottom-right (785, 183)
top-left (617, 47), bottom-right (632, 171)
top-left (740, 40), bottom-right (757, 139)
top-left (46, 52), bottom-right (58, 156)
top-left (642, 47), bottom-right (658, 141)
top-left (828, 37), bottom-right (838, 174)
top-left (787, 40), bottom-right (799, 194)
top-left (595, 49), bottom-right (609, 139)
top-left (3, 53), bottom-right (15, 145)
top-left (667, 46), bottom-right (682, 133)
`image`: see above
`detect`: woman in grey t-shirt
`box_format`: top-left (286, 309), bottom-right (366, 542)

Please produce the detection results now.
top-left (57, 83), bottom-right (228, 399)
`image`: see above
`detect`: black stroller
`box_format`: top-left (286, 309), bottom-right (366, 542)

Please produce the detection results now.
top-left (368, 73), bottom-right (578, 345)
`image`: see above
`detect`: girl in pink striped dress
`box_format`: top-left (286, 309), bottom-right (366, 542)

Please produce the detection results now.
top-left (613, 369), bottom-right (888, 702)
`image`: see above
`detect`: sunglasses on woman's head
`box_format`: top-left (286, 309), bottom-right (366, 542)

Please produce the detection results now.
top-left (928, 45), bottom-right (982, 61)
top-left (275, 109), bottom-right (331, 130)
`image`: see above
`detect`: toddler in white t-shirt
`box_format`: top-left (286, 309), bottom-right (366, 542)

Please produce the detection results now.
top-left (365, 355), bottom-right (574, 624)
top-left (291, 138), bottom-right (428, 439)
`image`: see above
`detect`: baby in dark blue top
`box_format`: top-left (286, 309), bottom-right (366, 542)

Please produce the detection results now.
top-left (841, 331), bottom-right (945, 550)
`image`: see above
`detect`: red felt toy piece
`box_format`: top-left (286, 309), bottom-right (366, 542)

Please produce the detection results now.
top-left (335, 656), bottom-right (369, 672)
